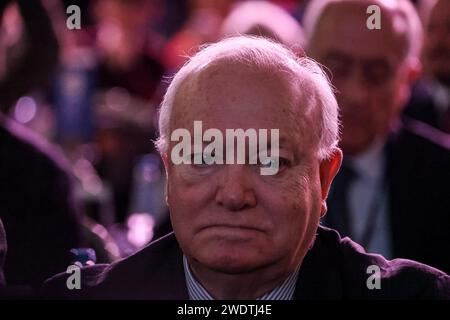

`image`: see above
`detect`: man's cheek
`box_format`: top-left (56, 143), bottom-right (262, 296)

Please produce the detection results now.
top-left (168, 176), bottom-right (210, 211)
top-left (167, 178), bottom-right (190, 210)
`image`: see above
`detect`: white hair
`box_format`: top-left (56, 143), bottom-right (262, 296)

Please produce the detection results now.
top-left (155, 36), bottom-right (340, 160)
top-left (303, 0), bottom-right (424, 60)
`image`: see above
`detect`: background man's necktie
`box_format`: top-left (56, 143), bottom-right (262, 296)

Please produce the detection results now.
top-left (323, 162), bottom-right (357, 237)
top-left (441, 102), bottom-right (450, 134)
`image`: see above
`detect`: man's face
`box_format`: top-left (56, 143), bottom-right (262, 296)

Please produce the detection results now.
top-left (423, 0), bottom-right (450, 86)
top-left (164, 64), bottom-right (328, 275)
top-left (308, 3), bottom-right (410, 155)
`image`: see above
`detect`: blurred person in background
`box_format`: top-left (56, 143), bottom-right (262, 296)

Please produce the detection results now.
top-left (89, 0), bottom-right (165, 224)
top-left (0, 113), bottom-right (82, 289)
top-left (0, 0), bottom-right (120, 292)
top-left (0, 0), bottom-right (84, 290)
top-left (220, 0), bottom-right (305, 55)
top-left (404, 0), bottom-right (450, 134)
top-left (0, 0), bottom-right (58, 116)
top-left (162, 0), bottom-right (234, 71)
top-left (305, 0), bottom-right (450, 273)
top-left (47, 0), bottom-right (168, 244)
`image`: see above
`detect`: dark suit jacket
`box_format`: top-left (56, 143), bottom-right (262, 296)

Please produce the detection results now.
top-left (42, 226), bottom-right (450, 299)
top-left (325, 121), bottom-right (450, 274)
top-left (0, 114), bottom-right (82, 288)
top-left (403, 79), bottom-right (447, 132)
top-left (388, 120), bottom-right (450, 272)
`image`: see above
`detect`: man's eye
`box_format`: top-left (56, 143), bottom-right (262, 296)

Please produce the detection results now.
top-left (259, 157), bottom-right (291, 169)
top-left (328, 62), bottom-right (350, 80)
top-left (323, 54), bottom-right (352, 80)
top-left (364, 60), bottom-right (392, 85)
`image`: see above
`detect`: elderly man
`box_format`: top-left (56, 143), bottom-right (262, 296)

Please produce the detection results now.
top-left (305, 0), bottom-right (450, 273)
top-left (44, 37), bottom-right (450, 299)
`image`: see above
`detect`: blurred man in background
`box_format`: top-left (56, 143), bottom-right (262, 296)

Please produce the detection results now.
top-left (0, 0), bottom-right (83, 290)
top-left (306, 0), bottom-right (450, 273)
top-left (220, 0), bottom-right (305, 55)
top-left (404, 0), bottom-right (450, 133)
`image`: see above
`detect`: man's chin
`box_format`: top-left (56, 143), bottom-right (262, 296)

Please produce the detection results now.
top-left (203, 260), bottom-right (265, 275)
top-left (195, 251), bottom-right (268, 275)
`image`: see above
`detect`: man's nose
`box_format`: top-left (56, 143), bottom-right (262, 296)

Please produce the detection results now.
top-left (338, 68), bottom-right (369, 107)
top-left (215, 165), bottom-right (257, 212)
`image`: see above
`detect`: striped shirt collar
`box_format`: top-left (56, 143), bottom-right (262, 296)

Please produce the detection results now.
top-left (183, 255), bottom-right (300, 300)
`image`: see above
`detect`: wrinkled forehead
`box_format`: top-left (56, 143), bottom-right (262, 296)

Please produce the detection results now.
top-left (170, 60), bottom-right (321, 149)
top-left (173, 61), bottom-right (316, 125)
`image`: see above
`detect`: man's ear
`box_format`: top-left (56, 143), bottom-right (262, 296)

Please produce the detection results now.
top-left (397, 57), bottom-right (423, 112)
top-left (161, 152), bottom-right (170, 172)
top-left (319, 148), bottom-right (342, 217)
top-left (406, 57), bottom-right (422, 84)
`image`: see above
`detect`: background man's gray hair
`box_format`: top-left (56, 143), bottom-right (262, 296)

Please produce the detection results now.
top-left (155, 36), bottom-right (339, 160)
top-left (303, 0), bottom-right (424, 60)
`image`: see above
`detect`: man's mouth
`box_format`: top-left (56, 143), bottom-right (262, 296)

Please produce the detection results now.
top-left (198, 223), bottom-right (265, 234)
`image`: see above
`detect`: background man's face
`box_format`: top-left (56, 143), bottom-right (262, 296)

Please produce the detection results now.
top-left (308, 4), bottom-right (410, 155)
top-left (165, 64), bottom-right (323, 274)
top-left (423, 0), bottom-right (450, 86)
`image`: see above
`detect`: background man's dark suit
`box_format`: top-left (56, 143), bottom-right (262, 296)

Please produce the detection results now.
top-left (325, 122), bottom-right (450, 274)
top-left (43, 226), bottom-right (450, 299)
top-left (0, 114), bottom-right (82, 288)
top-left (403, 80), bottom-right (450, 133)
